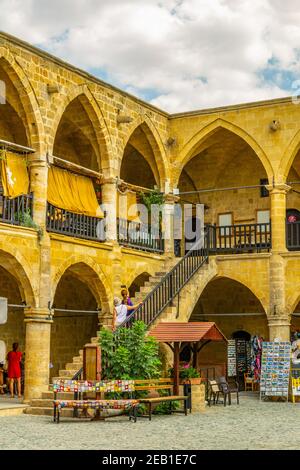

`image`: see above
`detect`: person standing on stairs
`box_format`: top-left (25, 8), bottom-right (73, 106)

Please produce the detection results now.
top-left (121, 286), bottom-right (133, 307)
top-left (113, 297), bottom-right (142, 330)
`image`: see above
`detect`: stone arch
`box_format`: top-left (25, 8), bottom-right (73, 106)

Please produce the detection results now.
top-left (120, 116), bottom-right (169, 189)
top-left (127, 270), bottom-right (152, 299)
top-left (48, 84), bottom-right (112, 172)
top-left (278, 128), bottom-right (300, 182)
top-left (0, 245), bottom-right (36, 307)
top-left (175, 118), bottom-right (273, 187)
top-left (288, 289), bottom-right (300, 316)
top-left (212, 272), bottom-right (268, 315)
top-left (52, 255), bottom-right (113, 315)
top-left (0, 47), bottom-right (44, 153)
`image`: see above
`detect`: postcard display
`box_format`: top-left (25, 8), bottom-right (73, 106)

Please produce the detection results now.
top-left (260, 342), bottom-right (291, 400)
top-left (227, 339), bottom-right (251, 378)
top-left (227, 340), bottom-right (237, 377)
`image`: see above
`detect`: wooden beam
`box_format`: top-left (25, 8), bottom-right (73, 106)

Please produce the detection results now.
top-left (174, 342), bottom-right (180, 395)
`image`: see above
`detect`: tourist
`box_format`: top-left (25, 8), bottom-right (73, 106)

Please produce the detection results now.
top-left (6, 343), bottom-right (22, 398)
top-left (113, 297), bottom-right (142, 330)
top-left (121, 286), bottom-right (133, 306)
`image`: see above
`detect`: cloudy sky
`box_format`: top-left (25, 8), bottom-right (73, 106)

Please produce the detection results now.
top-left (0, 0), bottom-right (299, 112)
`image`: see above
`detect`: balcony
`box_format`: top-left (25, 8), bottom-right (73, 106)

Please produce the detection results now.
top-left (0, 192), bottom-right (33, 227)
top-left (46, 203), bottom-right (106, 242)
top-left (206, 222), bottom-right (271, 254)
top-left (117, 218), bottom-right (164, 254)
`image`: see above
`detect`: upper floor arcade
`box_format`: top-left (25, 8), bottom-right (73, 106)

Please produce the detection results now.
top-left (1, 32), bottom-right (300, 257)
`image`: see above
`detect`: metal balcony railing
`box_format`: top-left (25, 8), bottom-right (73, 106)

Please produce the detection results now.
top-left (206, 223), bottom-right (271, 254)
top-left (117, 217), bottom-right (164, 254)
top-left (46, 203), bottom-right (106, 242)
top-left (0, 192), bottom-right (33, 226)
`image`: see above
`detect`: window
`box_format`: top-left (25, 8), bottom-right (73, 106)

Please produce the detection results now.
top-left (218, 213), bottom-right (232, 226)
top-left (260, 179), bottom-right (269, 198)
top-left (257, 210), bottom-right (270, 232)
top-left (218, 213), bottom-right (232, 236)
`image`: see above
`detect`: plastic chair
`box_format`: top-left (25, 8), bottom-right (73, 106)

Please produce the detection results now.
top-left (207, 380), bottom-right (220, 406)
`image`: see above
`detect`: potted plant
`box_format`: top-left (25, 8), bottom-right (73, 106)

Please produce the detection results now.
top-left (179, 363), bottom-right (202, 385)
top-left (169, 363), bottom-right (202, 385)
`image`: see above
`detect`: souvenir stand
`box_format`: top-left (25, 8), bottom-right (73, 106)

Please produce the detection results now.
top-left (259, 341), bottom-right (291, 401)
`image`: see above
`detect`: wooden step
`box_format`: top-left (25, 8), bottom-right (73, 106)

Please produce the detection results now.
top-left (65, 363), bottom-right (82, 370)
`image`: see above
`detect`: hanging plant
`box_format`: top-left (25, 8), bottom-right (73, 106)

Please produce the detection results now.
top-left (140, 189), bottom-right (165, 225)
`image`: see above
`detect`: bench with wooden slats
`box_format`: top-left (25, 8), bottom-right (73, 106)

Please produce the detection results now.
top-left (132, 378), bottom-right (191, 420)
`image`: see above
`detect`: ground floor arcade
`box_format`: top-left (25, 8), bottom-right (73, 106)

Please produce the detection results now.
top-left (0, 241), bottom-right (300, 401)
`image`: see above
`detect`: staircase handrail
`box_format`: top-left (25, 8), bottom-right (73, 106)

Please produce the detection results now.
top-left (119, 228), bottom-right (209, 329)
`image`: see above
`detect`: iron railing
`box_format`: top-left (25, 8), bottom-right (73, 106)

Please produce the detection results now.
top-left (0, 193), bottom-right (33, 225)
top-left (119, 230), bottom-right (209, 329)
top-left (46, 203), bottom-right (106, 242)
top-left (117, 217), bottom-right (164, 254)
top-left (287, 221), bottom-right (300, 251)
top-left (206, 223), bottom-right (271, 253)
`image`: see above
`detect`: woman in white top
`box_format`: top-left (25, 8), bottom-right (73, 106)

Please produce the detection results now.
top-left (113, 297), bottom-right (142, 330)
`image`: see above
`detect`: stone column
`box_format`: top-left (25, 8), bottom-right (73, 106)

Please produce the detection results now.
top-left (268, 317), bottom-right (291, 342)
top-left (266, 183), bottom-right (291, 342)
top-left (101, 177), bottom-right (117, 242)
top-left (163, 194), bottom-right (180, 257)
top-left (266, 183), bottom-right (291, 253)
top-left (24, 308), bottom-right (53, 401)
top-left (29, 159), bottom-right (48, 229)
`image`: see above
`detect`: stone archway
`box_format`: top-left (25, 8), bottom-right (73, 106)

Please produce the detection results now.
top-left (188, 276), bottom-right (268, 375)
top-left (49, 86), bottom-right (112, 173)
top-left (51, 259), bottom-right (113, 377)
top-left (0, 49), bottom-right (44, 153)
top-left (120, 119), bottom-right (169, 190)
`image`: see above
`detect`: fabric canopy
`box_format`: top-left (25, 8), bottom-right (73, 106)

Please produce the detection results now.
top-left (0, 150), bottom-right (30, 198)
top-left (118, 191), bottom-right (141, 222)
top-left (47, 166), bottom-right (104, 218)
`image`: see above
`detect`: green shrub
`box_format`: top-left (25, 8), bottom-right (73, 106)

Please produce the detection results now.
top-left (99, 321), bottom-right (162, 380)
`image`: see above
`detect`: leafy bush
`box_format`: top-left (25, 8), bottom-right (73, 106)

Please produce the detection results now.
top-left (99, 321), bottom-right (162, 380)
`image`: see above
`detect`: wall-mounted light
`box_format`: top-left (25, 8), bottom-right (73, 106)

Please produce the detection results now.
top-left (269, 120), bottom-right (281, 132)
top-left (166, 137), bottom-right (176, 147)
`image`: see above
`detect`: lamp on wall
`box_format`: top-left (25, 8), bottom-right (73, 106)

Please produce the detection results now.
top-left (269, 120), bottom-right (281, 132)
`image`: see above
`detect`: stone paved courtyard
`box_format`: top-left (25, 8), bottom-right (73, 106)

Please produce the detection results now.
top-left (0, 394), bottom-right (300, 450)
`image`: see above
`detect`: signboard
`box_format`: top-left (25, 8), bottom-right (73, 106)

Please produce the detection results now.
top-left (260, 341), bottom-right (290, 400)
top-left (0, 297), bottom-right (7, 324)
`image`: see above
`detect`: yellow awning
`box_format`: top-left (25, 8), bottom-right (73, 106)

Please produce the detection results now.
top-left (0, 150), bottom-right (30, 198)
top-left (47, 166), bottom-right (104, 218)
top-left (118, 191), bottom-right (141, 222)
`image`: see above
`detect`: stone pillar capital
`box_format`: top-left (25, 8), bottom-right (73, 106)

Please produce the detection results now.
top-left (265, 183), bottom-right (291, 195)
top-left (24, 307), bottom-right (53, 323)
top-left (101, 176), bottom-right (118, 185)
top-left (164, 193), bottom-right (180, 204)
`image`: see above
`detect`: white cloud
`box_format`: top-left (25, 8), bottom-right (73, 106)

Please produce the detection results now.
top-left (0, 0), bottom-right (299, 112)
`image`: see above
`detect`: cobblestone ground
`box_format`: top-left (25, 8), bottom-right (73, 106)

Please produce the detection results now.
top-left (1, 395), bottom-right (300, 450)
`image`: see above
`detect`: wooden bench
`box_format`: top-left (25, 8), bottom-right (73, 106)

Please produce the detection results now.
top-left (132, 378), bottom-right (191, 421)
top-left (52, 379), bottom-right (139, 423)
